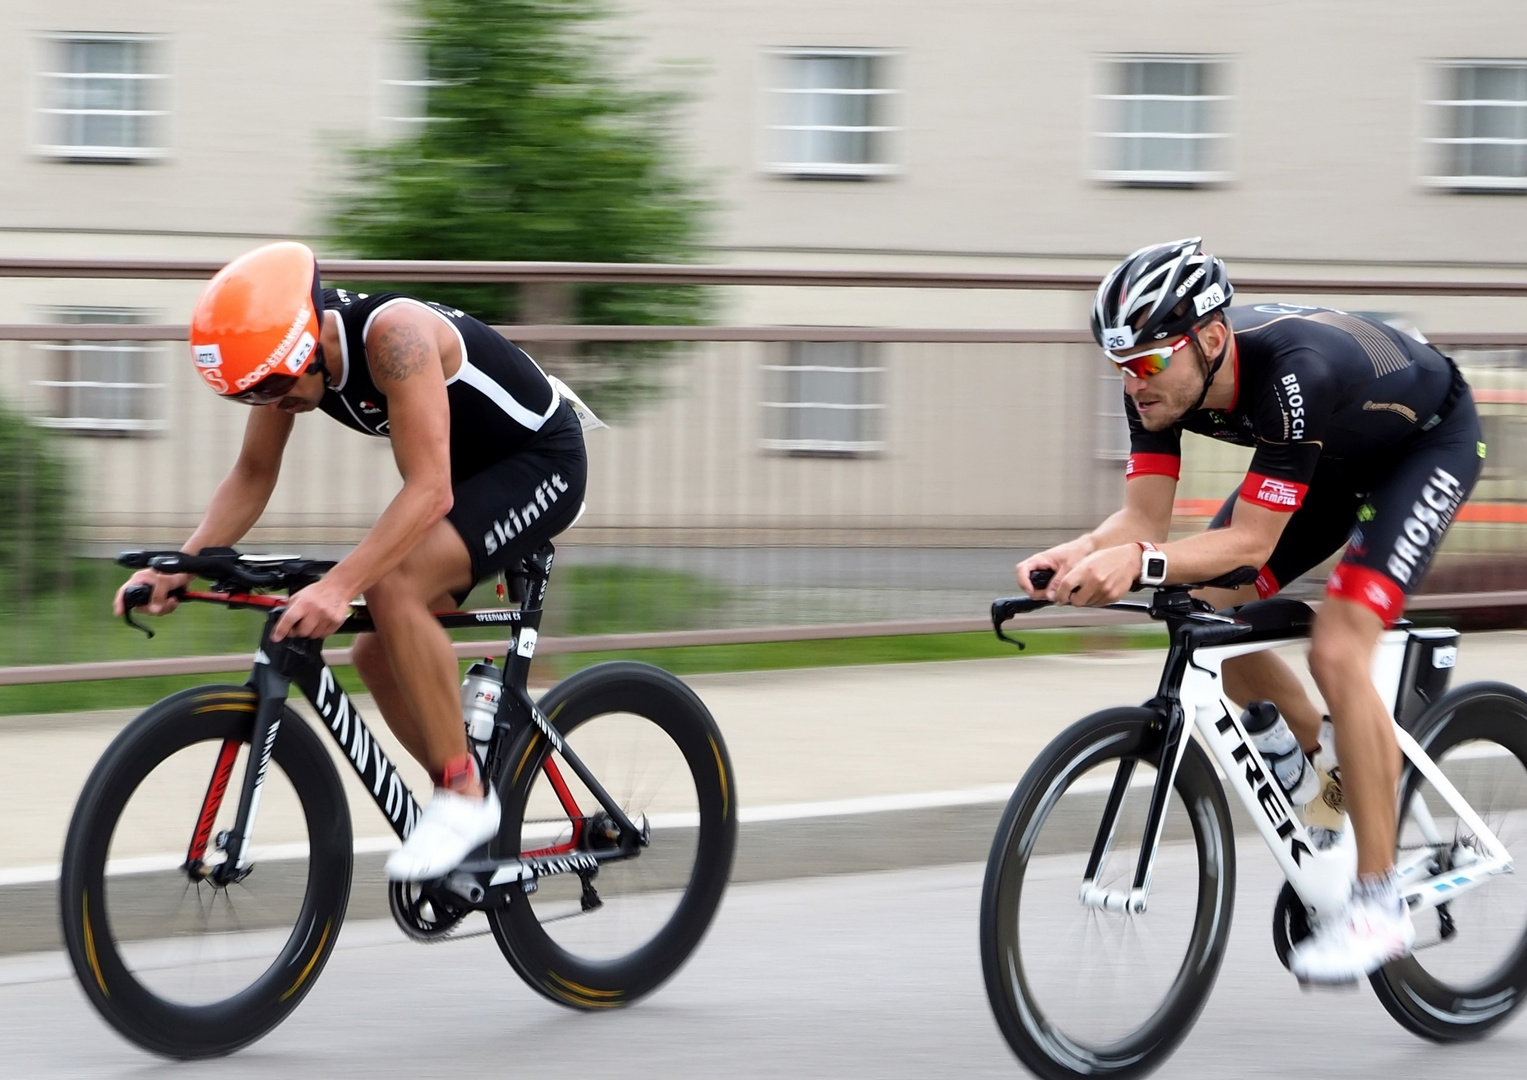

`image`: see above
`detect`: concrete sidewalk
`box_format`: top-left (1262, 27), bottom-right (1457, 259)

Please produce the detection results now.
top-left (4, 631), bottom-right (1525, 953)
top-left (8, 630), bottom-right (1527, 870)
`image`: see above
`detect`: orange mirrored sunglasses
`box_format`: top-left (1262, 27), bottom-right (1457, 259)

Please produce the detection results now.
top-left (1105, 335), bottom-right (1193, 379)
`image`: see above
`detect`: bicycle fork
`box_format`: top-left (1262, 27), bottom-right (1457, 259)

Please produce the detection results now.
top-left (1078, 621), bottom-right (1208, 916)
top-left (185, 644), bottom-right (291, 886)
top-left (1078, 699), bottom-right (1195, 916)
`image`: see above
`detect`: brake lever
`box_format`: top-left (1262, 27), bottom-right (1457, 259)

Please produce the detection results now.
top-left (121, 584), bottom-right (186, 639)
top-left (122, 584), bottom-right (156, 638)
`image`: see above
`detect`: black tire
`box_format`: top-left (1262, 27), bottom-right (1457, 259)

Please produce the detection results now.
top-left (1370, 681), bottom-right (1527, 1041)
top-left (487, 662), bottom-right (737, 1009)
top-left (981, 707), bottom-right (1236, 1080)
top-left (59, 685), bottom-right (352, 1059)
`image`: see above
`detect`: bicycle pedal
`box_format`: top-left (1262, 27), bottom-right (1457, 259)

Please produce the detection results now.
top-left (1294, 973), bottom-right (1362, 993)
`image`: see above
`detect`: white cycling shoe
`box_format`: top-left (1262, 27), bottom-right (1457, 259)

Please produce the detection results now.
top-left (1289, 894), bottom-right (1415, 985)
top-left (385, 788), bottom-right (502, 882)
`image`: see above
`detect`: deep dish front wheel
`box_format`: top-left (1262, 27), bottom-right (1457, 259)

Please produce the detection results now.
top-left (487, 662), bottom-right (737, 1009)
top-left (59, 685), bottom-right (352, 1059)
top-left (1371, 682), bottom-right (1527, 1041)
top-left (980, 707), bottom-right (1236, 1080)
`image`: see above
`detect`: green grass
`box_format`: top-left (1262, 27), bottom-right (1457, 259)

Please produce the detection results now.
top-left (0, 556), bottom-right (1167, 716)
top-left (0, 626), bottom-right (1167, 717)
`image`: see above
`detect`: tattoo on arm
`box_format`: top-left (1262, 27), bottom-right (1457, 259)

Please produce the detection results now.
top-left (370, 320), bottom-right (432, 383)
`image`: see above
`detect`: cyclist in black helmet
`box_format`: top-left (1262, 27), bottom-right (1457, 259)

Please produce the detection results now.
top-left (1017, 237), bottom-right (1482, 984)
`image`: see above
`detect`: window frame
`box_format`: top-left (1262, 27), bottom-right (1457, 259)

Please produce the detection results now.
top-left (1092, 53), bottom-right (1232, 187)
top-left (760, 341), bottom-right (887, 456)
top-left (34, 32), bottom-right (169, 163)
top-left (763, 47), bottom-right (900, 180)
top-left (32, 307), bottom-right (166, 436)
top-left (374, 37), bottom-right (451, 137)
top-left (1422, 59), bottom-right (1527, 192)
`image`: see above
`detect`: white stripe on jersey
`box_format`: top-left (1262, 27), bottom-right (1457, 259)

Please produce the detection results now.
top-left (362, 296), bottom-right (559, 431)
top-left (452, 356), bottom-right (561, 431)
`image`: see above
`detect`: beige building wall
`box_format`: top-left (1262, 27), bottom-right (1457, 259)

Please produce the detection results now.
top-left (1, 1), bottom-right (1525, 548)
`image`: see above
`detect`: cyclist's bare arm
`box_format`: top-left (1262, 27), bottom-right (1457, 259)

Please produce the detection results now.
top-left (1017, 474), bottom-right (1175, 596)
top-left (1052, 495), bottom-right (1289, 607)
top-left (301, 304), bottom-right (455, 606)
top-left (113, 406), bottom-right (293, 615)
top-left (1145, 497), bottom-right (1286, 585)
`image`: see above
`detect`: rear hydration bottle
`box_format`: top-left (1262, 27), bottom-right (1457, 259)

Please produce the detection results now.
top-left (460, 659), bottom-right (504, 771)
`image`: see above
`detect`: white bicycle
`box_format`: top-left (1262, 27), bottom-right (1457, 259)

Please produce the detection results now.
top-left (981, 568), bottom-right (1527, 1080)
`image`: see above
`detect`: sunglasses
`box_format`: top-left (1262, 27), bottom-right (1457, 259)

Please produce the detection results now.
top-left (229, 372), bottom-right (301, 406)
top-left (1105, 335), bottom-right (1193, 379)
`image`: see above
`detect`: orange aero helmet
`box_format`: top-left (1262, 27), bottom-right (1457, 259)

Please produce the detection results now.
top-left (189, 241), bottom-right (324, 403)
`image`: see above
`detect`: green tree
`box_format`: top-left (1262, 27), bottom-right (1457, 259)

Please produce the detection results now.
top-left (330, 0), bottom-right (709, 415)
top-left (0, 403), bottom-right (71, 603)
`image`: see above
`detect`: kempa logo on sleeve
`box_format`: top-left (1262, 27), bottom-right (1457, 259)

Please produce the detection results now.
top-left (1255, 477), bottom-right (1302, 508)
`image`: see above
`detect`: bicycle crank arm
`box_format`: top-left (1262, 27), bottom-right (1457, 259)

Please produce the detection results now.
top-left (442, 842), bottom-right (643, 905)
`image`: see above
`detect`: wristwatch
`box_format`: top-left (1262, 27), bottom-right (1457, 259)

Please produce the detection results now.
top-left (1137, 542), bottom-right (1168, 587)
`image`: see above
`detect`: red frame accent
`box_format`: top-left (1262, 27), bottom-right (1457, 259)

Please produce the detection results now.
top-left (520, 757), bottom-right (587, 858)
top-left (188, 738), bottom-right (241, 867)
top-left (183, 589), bottom-right (287, 608)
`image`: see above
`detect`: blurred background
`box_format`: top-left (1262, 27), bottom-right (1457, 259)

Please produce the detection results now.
top-left (2, 0), bottom-right (1527, 703)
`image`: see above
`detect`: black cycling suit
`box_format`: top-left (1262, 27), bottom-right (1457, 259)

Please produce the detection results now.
top-left (318, 288), bottom-right (587, 595)
top-left (1125, 303), bottom-right (1482, 623)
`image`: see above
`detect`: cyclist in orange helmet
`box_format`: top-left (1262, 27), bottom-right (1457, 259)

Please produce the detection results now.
top-left (116, 241), bottom-right (595, 881)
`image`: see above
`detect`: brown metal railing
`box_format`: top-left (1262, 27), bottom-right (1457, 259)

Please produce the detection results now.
top-left (3, 255), bottom-right (1527, 295)
top-left (4, 257), bottom-right (1527, 688)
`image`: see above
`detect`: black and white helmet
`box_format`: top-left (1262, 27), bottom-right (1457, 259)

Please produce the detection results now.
top-left (1090, 237), bottom-right (1233, 353)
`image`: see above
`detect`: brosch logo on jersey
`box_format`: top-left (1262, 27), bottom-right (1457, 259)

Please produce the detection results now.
top-left (1278, 373), bottom-right (1307, 440)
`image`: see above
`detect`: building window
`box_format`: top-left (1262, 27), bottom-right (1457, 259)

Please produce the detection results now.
top-left (37, 34), bottom-right (167, 161)
top-left (1095, 55), bottom-right (1230, 186)
top-left (761, 342), bottom-right (885, 454)
top-left (1425, 62), bottom-right (1527, 191)
top-left (1096, 372), bottom-right (1130, 462)
top-left (375, 37), bottom-right (447, 138)
top-left (33, 308), bottom-right (165, 435)
top-left (766, 50), bottom-right (897, 178)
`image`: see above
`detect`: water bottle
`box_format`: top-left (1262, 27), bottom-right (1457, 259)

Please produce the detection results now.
top-left (460, 659), bottom-right (504, 770)
top-left (1240, 701), bottom-right (1319, 805)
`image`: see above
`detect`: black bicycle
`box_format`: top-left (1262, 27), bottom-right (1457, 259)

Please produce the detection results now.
top-left (59, 543), bottom-right (737, 1059)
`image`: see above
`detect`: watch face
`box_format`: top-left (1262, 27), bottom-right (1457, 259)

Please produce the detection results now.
top-left (1145, 556), bottom-right (1167, 581)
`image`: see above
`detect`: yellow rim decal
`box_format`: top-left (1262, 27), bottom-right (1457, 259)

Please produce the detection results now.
top-left (709, 735), bottom-right (730, 819)
top-left (280, 919), bottom-right (332, 1002)
top-left (82, 892), bottom-right (109, 998)
top-left (512, 734), bottom-right (542, 786)
top-left (548, 970), bottom-right (623, 1004)
top-left (193, 690), bottom-right (256, 715)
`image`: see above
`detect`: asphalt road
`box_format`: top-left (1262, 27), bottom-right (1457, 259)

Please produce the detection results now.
top-left (4, 851), bottom-right (1525, 1080)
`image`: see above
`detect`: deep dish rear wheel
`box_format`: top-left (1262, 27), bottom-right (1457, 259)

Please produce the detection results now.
top-left (487, 662), bottom-right (736, 1009)
top-left (59, 686), bottom-right (351, 1059)
top-left (1370, 682), bottom-right (1527, 1041)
